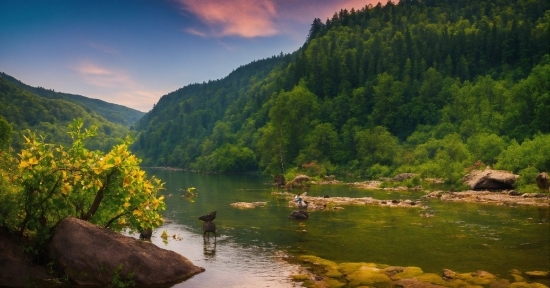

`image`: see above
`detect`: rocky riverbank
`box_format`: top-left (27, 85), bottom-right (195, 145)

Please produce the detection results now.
top-left (288, 254), bottom-right (550, 288)
top-left (423, 190), bottom-right (550, 206)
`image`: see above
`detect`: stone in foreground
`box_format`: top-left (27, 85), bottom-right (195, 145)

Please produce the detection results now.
top-left (48, 217), bottom-right (204, 286)
top-left (0, 228), bottom-right (51, 287)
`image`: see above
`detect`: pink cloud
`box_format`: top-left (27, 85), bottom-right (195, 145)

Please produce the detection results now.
top-left (72, 61), bottom-right (165, 111)
top-left (176, 0), bottom-right (386, 39)
top-left (177, 0), bottom-right (279, 37)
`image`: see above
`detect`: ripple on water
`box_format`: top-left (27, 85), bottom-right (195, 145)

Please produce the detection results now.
top-left (139, 223), bottom-right (304, 288)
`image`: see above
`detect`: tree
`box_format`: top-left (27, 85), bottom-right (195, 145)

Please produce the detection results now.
top-left (0, 115), bottom-right (12, 151)
top-left (0, 119), bottom-right (165, 240)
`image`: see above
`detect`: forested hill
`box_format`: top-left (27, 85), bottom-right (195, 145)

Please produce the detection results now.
top-left (132, 0), bottom-right (550, 185)
top-left (0, 75), bottom-right (130, 151)
top-left (0, 72), bottom-right (144, 127)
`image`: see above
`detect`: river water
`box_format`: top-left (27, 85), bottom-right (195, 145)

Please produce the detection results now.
top-left (137, 169), bottom-right (550, 287)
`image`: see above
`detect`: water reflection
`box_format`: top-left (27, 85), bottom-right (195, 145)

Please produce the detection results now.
top-left (143, 169), bottom-right (549, 287)
top-left (203, 238), bottom-right (217, 260)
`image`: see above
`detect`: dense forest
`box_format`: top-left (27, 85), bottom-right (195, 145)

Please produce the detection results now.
top-left (0, 75), bottom-right (131, 151)
top-left (0, 72), bottom-right (144, 127)
top-left (131, 0), bottom-right (550, 189)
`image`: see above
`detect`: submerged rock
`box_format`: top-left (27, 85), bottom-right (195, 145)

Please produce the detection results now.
top-left (48, 217), bottom-right (204, 286)
top-left (230, 201), bottom-right (267, 209)
top-left (289, 210), bottom-right (309, 219)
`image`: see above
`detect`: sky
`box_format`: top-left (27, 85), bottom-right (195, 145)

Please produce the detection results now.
top-left (0, 0), bottom-right (379, 112)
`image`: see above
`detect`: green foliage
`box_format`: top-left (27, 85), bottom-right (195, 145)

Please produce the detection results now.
top-left (1, 72), bottom-right (144, 127)
top-left (0, 75), bottom-right (130, 152)
top-left (0, 119), bottom-right (165, 242)
top-left (515, 166), bottom-right (540, 191)
top-left (128, 0), bottom-right (549, 188)
top-left (192, 143), bottom-right (256, 173)
top-left (0, 115), bottom-right (11, 151)
top-left (495, 134), bottom-right (550, 173)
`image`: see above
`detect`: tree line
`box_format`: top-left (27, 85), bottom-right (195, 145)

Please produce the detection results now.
top-left (129, 0), bottom-right (549, 189)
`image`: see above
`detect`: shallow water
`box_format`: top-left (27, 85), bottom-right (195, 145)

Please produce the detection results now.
top-left (143, 169), bottom-right (550, 287)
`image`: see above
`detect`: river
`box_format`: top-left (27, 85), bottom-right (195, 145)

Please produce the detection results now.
top-left (139, 169), bottom-right (550, 287)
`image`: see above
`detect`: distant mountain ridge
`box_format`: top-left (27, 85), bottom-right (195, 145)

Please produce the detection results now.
top-left (0, 74), bottom-right (131, 152)
top-left (0, 72), bottom-right (144, 127)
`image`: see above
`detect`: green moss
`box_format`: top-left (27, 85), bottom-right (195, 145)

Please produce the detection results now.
top-left (299, 255), bottom-right (339, 271)
top-left (414, 273), bottom-right (448, 286)
top-left (290, 274), bottom-right (310, 281)
top-left (390, 266), bottom-right (424, 280)
top-left (337, 262), bottom-right (370, 275)
top-left (346, 269), bottom-right (392, 287)
top-left (512, 274), bottom-right (527, 282)
top-left (321, 278), bottom-right (347, 288)
top-left (326, 269), bottom-right (344, 278)
top-left (508, 282), bottom-right (549, 288)
top-left (458, 271), bottom-right (498, 285)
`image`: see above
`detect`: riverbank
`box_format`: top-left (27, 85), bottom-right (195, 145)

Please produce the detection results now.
top-left (286, 254), bottom-right (550, 288)
top-left (308, 179), bottom-right (550, 207)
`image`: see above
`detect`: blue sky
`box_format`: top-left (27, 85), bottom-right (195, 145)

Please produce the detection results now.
top-left (0, 0), bottom-right (377, 112)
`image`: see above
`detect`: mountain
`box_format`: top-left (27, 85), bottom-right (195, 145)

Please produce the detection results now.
top-left (0, 72), bottom-right (144, 127)
top-left (132, 0), bottom-right (550, 183)
top-left (0, 75), bottom-right (131, 151)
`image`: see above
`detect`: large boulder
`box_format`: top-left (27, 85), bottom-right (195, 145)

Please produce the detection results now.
top-left (0, 228), bottom-right (51, 287)
top-left (48, 217), bottom-right (204, 286)
top-left (462, 168), bottom-right (519, 190)
top-left (536, 172), bottom-right (549, 191)
top-left (285, 174), bottom-right (311, 189)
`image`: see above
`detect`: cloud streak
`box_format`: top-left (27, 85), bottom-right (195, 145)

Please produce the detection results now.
top-left (72, 61), bottom-right (163, 112)
top-left (178, 0), bottom-right (279, 38)
top-left (177, 0), bottom-right (383, 38)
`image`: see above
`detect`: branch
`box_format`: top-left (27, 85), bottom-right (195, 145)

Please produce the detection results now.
top-left (80, 169), bottom-right (117, 221)
top-left (103, 209), bottom-right (132, 229)
top-left (18, 178), bottom-right (61, 236)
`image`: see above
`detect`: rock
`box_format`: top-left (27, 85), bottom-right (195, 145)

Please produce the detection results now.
top-left (442, 268), bottom-right (457, 279)
top-left (48, 217), bottom-right (204, 286)
top-left (0, 228), bottom-right (51, 287)
top-left (488, 279), bottom-right (511, 288)
top-left (289, 210), bottom-right (309, 220)
top-left (536, 172), bottom-right (549, 191)
top-left (462, 168), bottom-right (519, 190)
top-left (509, 190), bottom-right (522, 196)
top-left (394, 173), bottom-right (418, 181)
top-left (392, 278), bottom-right (445, 288)
top-left (525, 271), bottom-right (550, 279)
top-left (230, 201), bottom-right (267, 209)
top-left (285, 174), bottom-right (311, 189)
top-left (274, 174), bottom-right (286, 187)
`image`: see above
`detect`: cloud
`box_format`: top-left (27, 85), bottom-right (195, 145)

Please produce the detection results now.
top-left (73, 61), bottom-right (131, 88)
top-left (176, 0), bottom-right (385, 39)
top-left (177, 0), bottom-right (279, 38)
top-left (72, 61), bottom-right (163, 112)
